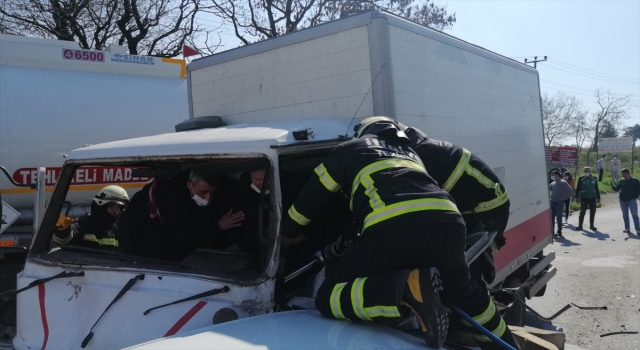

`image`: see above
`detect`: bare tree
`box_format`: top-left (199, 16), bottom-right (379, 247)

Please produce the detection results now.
top-left (591, 88), bottom-right (632, 157)
top-left (542, 91), bottom-right (583, 146)
top-left (570, 111), bottom-right (590, 175)
top-left (0, 0), bottom-right (220, 56)
top-left (206, 0), bottom-right (456, 45)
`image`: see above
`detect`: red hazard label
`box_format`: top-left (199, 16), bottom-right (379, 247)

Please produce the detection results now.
top-left (13, 167), bottom-right (150, 186)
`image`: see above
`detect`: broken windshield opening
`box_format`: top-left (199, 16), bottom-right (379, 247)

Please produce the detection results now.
top-left (31, 156), bottom-right (275, 282)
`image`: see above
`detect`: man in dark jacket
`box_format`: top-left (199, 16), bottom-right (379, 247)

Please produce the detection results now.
top-left (54, 185), bottom-right (129, 250)
top-left (611, 168), bottom-right (640, 234)
top-left (118, 169), bottom-right (244, 261)
top-left (400, 124), bottom-right (509, 284)
top-left (232, 168), bottom-right (269, 254)
top-left (282, 117), bottom-right (519, 350)
top-left (575, 166), bottom-right (600, 231)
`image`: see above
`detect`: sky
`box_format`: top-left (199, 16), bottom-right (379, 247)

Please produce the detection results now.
top-left (199, 0), bottom-right (640, 134)
top-left (444, 0), bottom-right (640, 132)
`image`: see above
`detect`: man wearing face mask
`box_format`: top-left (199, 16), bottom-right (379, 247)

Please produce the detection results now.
top-left (119, 169), bottom-right (244, 261)
top-left (575, 167), bottom-right (601, 231)
top-left (548, 171), bottom-right (573, 237)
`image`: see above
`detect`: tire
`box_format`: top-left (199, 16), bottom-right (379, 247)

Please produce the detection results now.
top-left (502, 278), bottom-right (526, 327)
top-left (0, 263), bottom-right (23, 349)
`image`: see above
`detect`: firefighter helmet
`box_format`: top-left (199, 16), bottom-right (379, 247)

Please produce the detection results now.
top-left (93, 185), bottom-right (129, 206)
top-left (397, 123), bottom-right (428, 147)
top-left (353, 116), bottom-right (409, 142)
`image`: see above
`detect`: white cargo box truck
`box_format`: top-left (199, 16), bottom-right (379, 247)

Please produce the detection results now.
top-left (13, 10), bottom-right (553, 350)
top-left (187, 10), bottom-right (555, 302)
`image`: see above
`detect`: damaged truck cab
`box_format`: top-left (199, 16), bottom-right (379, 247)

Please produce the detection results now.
top-left (15, 119), bottom-right (348, 350)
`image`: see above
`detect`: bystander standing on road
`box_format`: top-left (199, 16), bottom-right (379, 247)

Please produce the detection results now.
top-left (563, 171), bottom-right (575, 224)
top-left (575, 167), bottom-right (601, 231)
top-left (611, 168), bottom-right (640, 234)
top-left (549, 171), bottom-right (573, 236)
top-left (596, 155), bottom-right (606, 182)
top-left (609, 154), bottom-right (622, 182)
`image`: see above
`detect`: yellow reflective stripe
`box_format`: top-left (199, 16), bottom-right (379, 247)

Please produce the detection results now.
top-left (473, 301), bottom-right (496, 325)
top-left (330, 283), bottom-right (347, 319)
top-left (472, 334), bottom-right (492, 342)
top-left (83, 234), bottom-right (99, 243)
top-left (362, 175), bottom-right (385, 209)
top-left (287, 205), bottom-right (311, 226)
top-left (351, 278), bottom-right (371, 321)
top-left (314, 164), bottom-right (341, 192)
top-left (82, 234), bottom-right (118, 247)
top-left (472, 318), bottom-right (507, 342)
top-left (99, 238), bottom-right (119, 247)
top-left (53, 232), bottom-right (74, 245)
top-left (465, 165), bottom-right (496, 189)
top-left (363, 305), bottom-right (401, 318)
top-left (442, 148), bottom-right (471, 192)
top-left (492, 318), bottom-right (507, 338)
top-left (470, 318), bottom-right (507, 343)
top-left (351, 159), bottom-right (426, 209)
top-left (363, 198), bottom-right (458, 231)
top-left (463, 191), bottom-right (509, 214)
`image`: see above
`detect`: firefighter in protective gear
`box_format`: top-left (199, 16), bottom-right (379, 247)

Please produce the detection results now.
top-left (281, 116), bottom-right (520, 349)
top-left (54, 185), bottom-right (129, 251)
top-left (400, 124), bottom-right (510, 284)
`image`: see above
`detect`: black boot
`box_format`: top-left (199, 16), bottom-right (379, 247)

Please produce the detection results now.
top-left (401, 267), bottom-right (449, 348)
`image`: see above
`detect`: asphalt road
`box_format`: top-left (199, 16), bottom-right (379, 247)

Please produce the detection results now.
top-left (526, 195), bottom-right (640, 350)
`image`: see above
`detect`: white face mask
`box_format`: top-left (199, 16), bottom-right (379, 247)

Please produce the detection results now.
top-left (190, 184), bottom-right (209, 206)
top-left (584, 173), bottom-right (591, 177)
top-left (251, 182), bottom-right (270, 195)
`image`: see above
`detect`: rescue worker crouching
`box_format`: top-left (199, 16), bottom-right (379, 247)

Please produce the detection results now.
top-left (281, 116), bottom-right (520, 350)
top-left (400, 124), bottom-right (510, 285)
top-left (54, 185), bottom-right (129, 250)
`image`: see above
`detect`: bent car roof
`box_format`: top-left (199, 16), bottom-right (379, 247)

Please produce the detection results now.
top-left (68, 119), bottom-right (353, 160)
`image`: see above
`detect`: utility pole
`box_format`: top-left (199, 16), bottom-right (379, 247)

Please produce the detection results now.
top-left (524, 56), bottom-right (547, 69)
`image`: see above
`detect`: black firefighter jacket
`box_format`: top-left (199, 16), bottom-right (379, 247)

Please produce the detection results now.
top-left (411, 138), bottom-right (508, 215)
top-left (282, 135), bottom-right (463, 238)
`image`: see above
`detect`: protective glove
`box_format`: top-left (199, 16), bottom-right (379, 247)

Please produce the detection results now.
top-left (55, 214), bottom-right (73, 231)
top-left (281, 234), bottom-right (303, 247)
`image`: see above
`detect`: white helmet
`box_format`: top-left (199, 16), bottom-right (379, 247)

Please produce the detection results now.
top-left (93, 185), bottom-right (129, 206)
top-left (353, 116), bottom-right (409, 142)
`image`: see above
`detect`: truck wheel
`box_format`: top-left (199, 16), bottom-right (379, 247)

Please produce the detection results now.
top-left (502, 278), bottom-right (526, 327)
top-left (0, 263), bottom-right (22, 349)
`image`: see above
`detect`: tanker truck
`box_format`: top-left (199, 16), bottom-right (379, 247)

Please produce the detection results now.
top-left (0, 33), bottom-right (188, 346)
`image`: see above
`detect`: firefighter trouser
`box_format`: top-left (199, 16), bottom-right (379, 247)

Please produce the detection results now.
top-left (315, 220), bottom-right (518, 349)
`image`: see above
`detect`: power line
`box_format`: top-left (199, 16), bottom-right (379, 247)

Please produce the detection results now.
top-left (541, 80), bottom-right (638, 101)
top-left (541, 79), bottom-right (595, 93)
top-left (541, 64), bottom-right (640, 85)
top-left (545, 61), bottom-right (639, 83)
top-left (548, 58), bottom-right (639, 82)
